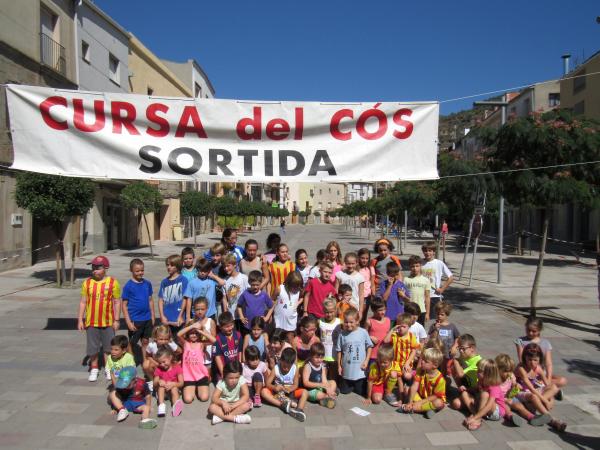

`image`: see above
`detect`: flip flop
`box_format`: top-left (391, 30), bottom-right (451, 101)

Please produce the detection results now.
top-left (466, 420), bottom-right (482, 431)
top-left (138, 418), bottom-right (157, 429)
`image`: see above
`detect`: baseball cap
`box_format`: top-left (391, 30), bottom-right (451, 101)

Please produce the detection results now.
top-left (88, 255), bottom-right (110, 268)
top-left (115, 366), bottom-right (137, 389)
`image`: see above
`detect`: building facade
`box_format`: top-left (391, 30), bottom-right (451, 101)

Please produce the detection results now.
top-left (560, 51), bottom-right (600, 120)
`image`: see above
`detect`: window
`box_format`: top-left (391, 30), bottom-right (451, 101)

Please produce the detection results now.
top-left (194, 82), bottom-right (202, 97)
top-left (327, 202), bottom-right (332, 209)
top-left (337, 190), bottom-right (340, 195)
top-left (548, 93), bottom-right (560, 107)
top-left (40, 7), bottom-right (65, 75)
top-left (328, 188), bottom-right (331, 193)
top-left (108, 53), bottom-right (120, 85)
top-left (319, 189), bottom-right (322, 195)
top-left (81, 41), bottom-right (90, 63)
top-left (318, 202), bottom-right (323, 210)
top-left (573, 101), bottom-right (585, 115)
top-left (573, 69), bottom-right (586, 94)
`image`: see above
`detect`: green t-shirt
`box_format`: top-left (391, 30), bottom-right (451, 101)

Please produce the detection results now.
top-left (217, 376), bottom-right (247, 403)
top-left (404, 275), bottom-right (431, 312)
top-left (106, 352), bottom-right (135, 376)
top-left (462, 354), bottom-right (482, 389)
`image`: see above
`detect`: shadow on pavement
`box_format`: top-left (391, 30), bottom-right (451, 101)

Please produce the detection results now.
top-left (484, 256), bottom-right (580, 268)
top-left (563, 358), bottom-right (600, 381)
top-left (550, 429), bottom-right (600, 450)
top-left (31, 268), bottom-right (89, 282)
top-left (44, 318), bottom-right (128, 330)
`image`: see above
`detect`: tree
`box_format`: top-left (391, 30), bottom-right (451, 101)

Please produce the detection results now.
top-left (120, 182), bottom-right (163, 259)
top-left (213, 196), bottom-right (238, 228)
top-left (15, 172), bottom-right (94, 286)
top-left (484, 110), bottom-right (600, 315)
top-left (180, 191), bottom-right (213, 248)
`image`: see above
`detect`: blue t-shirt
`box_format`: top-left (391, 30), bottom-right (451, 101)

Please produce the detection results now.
top-left (335, 327), bottom-right (372, 381)
top-left (214, 331), bottom-right (242, 363)
top-left (237, 289), bottom-right (273, 329)
top-left (122, 279), bottom-right (153, 322)
top-left (184, 277), bottom-right (218, 318)
top-left (377, 279), bottom-right (407, 321)
top-left (181, 268), bottom-right (198, 282)
top-left (158, 275), bottom-right (188, 323)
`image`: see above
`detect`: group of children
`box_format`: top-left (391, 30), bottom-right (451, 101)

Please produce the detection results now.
top-left (78, 228), bottom-right (567, 433)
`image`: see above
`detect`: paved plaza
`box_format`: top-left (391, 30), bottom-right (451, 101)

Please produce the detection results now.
top-left (0, 223), bottom-right (599, 450)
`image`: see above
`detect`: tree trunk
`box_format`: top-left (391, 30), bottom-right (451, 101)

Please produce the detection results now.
top-left (143, 214), bottom-right (154, 258)
top-left (530, 215), bottom-right (549, 317)
top-left (517, 207), bottom-right (523, 255)
top-left (596, 227), bottom-right (599, 253)
top-left (192, 216), bottom-right (197, 249)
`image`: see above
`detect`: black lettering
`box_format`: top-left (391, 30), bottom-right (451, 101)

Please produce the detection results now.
top-left (238, 149), bottom-right (258, 176)
top-left (209, 149), bottom-right (234, 176)
top-left (139, 145), bottom-right (162, 173)
top-left (167, 147), bottom-right (202, 175)
top-left (265, 150), bottom-right (273, 176)
top-left (279, 150), bottom-right (305, 176)
top-left (308, 150), bottom-right (337, 176)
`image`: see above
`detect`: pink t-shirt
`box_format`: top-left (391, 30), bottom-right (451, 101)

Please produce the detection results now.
top-left (331, 262), bottom-right (343, 282)
top-left (182, 341), bottom-right (209, 382)
top-left (155, 363), bottom-right (183, 383)
top-left (485, 384), bottom-right (506, 417)
top-left (368, 317), bottom-right (391, 359)
top-left (305, 277), bottom-right (337, 318)
top-left (359, 266), bottom-right (374, 297)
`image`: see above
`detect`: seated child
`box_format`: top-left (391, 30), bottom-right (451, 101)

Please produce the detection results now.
top-left (243, 345), bottom-right (270, 408)
top-left (106, 335), bottom-right (135, 386)
top-left (495, 353), bottom-right (527, 427)
top-left (267, 328), bottom-right (292, 370)
top-left (405, 302), bottom-right (428, 345)
top-left (153, 346), bottom-right (184, 418)
top-left (108, 366), bottom-right (156, 428)
top-left (143, 325), bottom-right (180, 392)
top-left (209, 360), bottom-right (252, 425)
top-left (450, 334), bottom-right (482, 412)
top-left (242, 317), bottom-right (269, 362)
top-left (214, 311), bottom-right (243, 379)
top-left (301, 343), bottom-right (337, 409)
top-left (463, 358), bottom-right (505, 430)
top-left (365, 343), bottom-right (394, 405)
top-left (294, 315), bottom-right (321, 368)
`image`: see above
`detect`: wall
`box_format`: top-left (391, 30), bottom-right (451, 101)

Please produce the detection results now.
top-left (560, 51), bottom-right (600, 120)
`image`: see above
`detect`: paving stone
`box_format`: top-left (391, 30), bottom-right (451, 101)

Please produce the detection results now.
top-left (57, 424), bottom-right (112, 438)
top-left (37, 401), bottom-right (90, 414)
top-left (566, 423), bottom-right (600, 437)
top-left (238, 416), bottom-right (281, 429)
top-left (65, 386), bottom-right (109, 396)
top-left (305, 425), bottom-right (352, 439)
top-left (0, 391), bottom-right (43, 402)
top-left (563, 394), bottom-right (600, 421)
top-left (426, 431), bottom-right (478, 446)
top-left (368, 412), bottom-right (414, 424)
top-left (507, 440), bottom-right (563, 450)
top-left (0, 409), bottom-right (17, 421)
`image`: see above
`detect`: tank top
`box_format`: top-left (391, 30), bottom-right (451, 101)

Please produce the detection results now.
top-left (197, 318), bottom-right (214, 364)
top-left (275, 362), bottom-right (296, 385)
top-left (240, 257), bottom-right (262, 276)
top-left (295, 335), bottom-right (319, 364)
top-left (307, 361), bottom-right (323, 383)
top-left (248, 333), bottom-right (266, 360)
top-left (369, 317), bottom-right (391, 359)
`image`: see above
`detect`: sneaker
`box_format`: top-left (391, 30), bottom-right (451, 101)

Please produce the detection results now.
top-left (253, 394), bottom-right (262, 408)
top-left (530, 413), bottom-right (552, 426)
top-left (157, 403), bottom-right (166, 418)
top-left (288, 407), bottom-right (306, 422)
top-left (424, 410), bottom-right (435, 419)
top-left (172, 399), bottom-right (183, 417)
top-left (105, 367), bottom-right (111, 381)
top-left (550, 419), bottom-right (567, 432)
top-left (319, 397), bottom-right (336, 409)
top-left (146, 380), bottom-right (154, 393)
top-left (116, 408), bottom-right (129, 422)
top-left (509, 414), bottom-right (524, 427)
top-left (212, 415), bottom-right (224, 425)
top-left (384, 393), bottom-right (399, 406)
top-left (88, 368), bottom-right (99, 382)
top-left (279, 398), bottom-right (291, 414)
top-left (138, 418), bottom-right (157, 429)
top-left (555, 389), bottom-right (563, 401)
top-left (234, 414), bottom-right (252, 424)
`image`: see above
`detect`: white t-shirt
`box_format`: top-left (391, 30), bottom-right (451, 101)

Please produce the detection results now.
top-left (319, 318), bottom-right (341, 361)
top-left (146, 340), bottom-right (178, 356)
top-left (422, 259), bottom-right (453, 298)
top-left (274, 284), bottom-right (300, 331)
top-left (308, 266), bottom-right (320, 279)
top-left (222, 272), bottom-right (249, 317)
top-left (409, 322), bottom-right (428, 343)
top-left (297, 266), bottom-right (312, 287)
top-left (335, 271), bottom-right (365, 309)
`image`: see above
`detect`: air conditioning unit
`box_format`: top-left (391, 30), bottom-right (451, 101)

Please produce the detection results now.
top-left (11, 213), bottom-right (23, 226)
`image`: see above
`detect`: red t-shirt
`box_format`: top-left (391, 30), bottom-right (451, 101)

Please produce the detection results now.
top-left (154, 363), bottom-right (183, 383)
top-left (305, 277), bottom-right (337, 318)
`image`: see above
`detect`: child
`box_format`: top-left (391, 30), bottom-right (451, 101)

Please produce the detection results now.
top-left (242, 317), bottom-right (270, 362)
top-left (383, 312), bottom-right (419, 405)
top-left (143, 324), bottom-right (179, 391)
top-left (304, 262), bottom-right (337, 319)
top-left (261, 347), bottom-right (307, 421)
top-left (495, 353), bottom-right (527, 427)
top-left (371, 238), bottom-right (403, 291)
top-left (267, 328), bottom-right (292, 370)
top-left (366, 298), bottom-right (391, 367)
top-left (209, 360), bottom-right (252, 424)
top-left (326, 241), bottom-right (343, 281)
top-left (158, 254), bottom-right (188, 335)
top-left (421, 241), bottom-right (453, 310)
top-left (403, 255), bottom-right (431, 325)
top-left (428, 302), bottom-right (460, 376)
top-left (378, 262), bottom-right (409, 324)
top-left (240, 239), bottom-right (263, 277)
top-left (364, 343), bottom-right (394, 405)
top-left (222, 254), bottom-right (249, 321)
top-left (295, 248), bottom-right (312, 287)
top-left (463, 358), bottom-right (504, 430)
top-left (450, 334), bottom-right (482, 411)
top-left (336, 284), bottom-right (354, 320)
top-left (189, 298), bottom-right (217, 376)
top-left (237, 270), bottom-right (274, 332)
top-left (109, 366), bottom-right (156, 428)
top-left (308, 249), bottom-right (327, 279)
top-left (357, 248), bottom-right (375, 321)
top-left (214, 311), bottom-right (243, 379)
top-left (153, 346), bottom-right (184, 417)
top-left (294, 315), bottom-right (321, 368)
top-left (77, 255), bottom-right (121, 382)
top-left (335, 252), bottom-right (365, 318)
top-left (184, 258), bottom-right (225, 322)
top-left (399, 347), bottom-right (446, 419)
top-left (514, 317), bottom-right (568, 398)
top-left (302, 343), bottom-right (337, 408)
top-left (405, 302), bottom-right (428, 345)
top-left (177, 319), bottom-right (215, 404)
top-left (336, 308), bottom-right (372, 396)
top-left (106, 335), bottom-right (135, 386)
top-left (181, 247), bottom-right (197, 281)
top-left (273, 271), bottom-right (304, 343)
top-left (121, 258), bottom-right (154, 361)
top-left (221, 228), bottom-right (246, 266)
top-left (204, 242), bottom-right (226, 275)
top-left (268, 243), bottom-right (296, 298)
top-left (319, 297), bottom-right (342, 384)
top-left (263, 233), bottom-right (281, 264)
top-left (243, 345), bottom-right (270, 407)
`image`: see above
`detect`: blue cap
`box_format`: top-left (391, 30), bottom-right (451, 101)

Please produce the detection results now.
top-left (115, 366), bottom-right (137, 389)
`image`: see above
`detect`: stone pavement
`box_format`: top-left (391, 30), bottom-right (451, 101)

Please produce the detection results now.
top-left (0, 223), bottom-right (599, 449)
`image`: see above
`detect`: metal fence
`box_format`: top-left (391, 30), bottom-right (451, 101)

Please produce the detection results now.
top-left (40, 33), bottom-right (66, 76)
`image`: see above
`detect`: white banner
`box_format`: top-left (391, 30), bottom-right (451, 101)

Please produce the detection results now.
top-left (6, 84), bottom-right (439, 182)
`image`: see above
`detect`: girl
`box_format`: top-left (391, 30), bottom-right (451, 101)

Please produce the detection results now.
top-left (268, 243), bottom-right (296, 298)
top-left (143, 325), bottom-right (180, 391)
top-left (516, 343), bottom-right (566, 431)
top-left (326, 241), bottom-right (343, 282)
top-left (208, 360), bottom-right (252, 425)
top-left (294, 315), bottom-right (321, 368)
top-left (495, 353), bottom-right (527, 427)
top-left (263, 233), bottom-right (281, 265)
top-left (272, 271), bottom-right (303, 343)
top-left (514, 317), bottom-right (567, 398)
top-left (239, 239), bottom-right (263, 278)
top-left (177, 315), bottom-right (216, 404)
top-left (365, 297), bottom-right (390, 367)
top-left (295, 248), bottom-right (312, 287)
top-left (335, 252), bottom-right (365, 319)
top-left (153, 346), bottom-right (184, 417)
top-left (267, 328), bottom-right (292, 370)
top-left (221, 228), bottom-right (245, 266)
top-left (242, 317), bottom-right (270, 362)
top-left (188, 298), bottom-right (217, 377)
top-left (319, 297), bottom-right (342, 383)
top-left (371, 238), bottom-right (403, 292)
top-left (463, 359), bottom-right (504, 430)
top-left (243, 345), bottom-right (270, 407)
top-left (308, 249), bottom-right (327, 279)
top-left (358, 248), bottom-right (375, 322)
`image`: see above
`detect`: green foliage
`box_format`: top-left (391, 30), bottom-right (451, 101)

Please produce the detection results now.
top-left (181, 191), bottom-right (213, 217)
top-left (213, 196), bottom-right (238, 217)
top-left (299, 210), bottom-right (310, 217)
top-left (313, 211), bottom-right (321, 217)
top-left (120, 182), bottom-right (163, 215)
top-left (15, 172), bottom-right (95, 224)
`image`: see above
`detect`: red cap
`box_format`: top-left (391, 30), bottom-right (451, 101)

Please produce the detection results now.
top-left (88, 256), bottom-right (110, 268)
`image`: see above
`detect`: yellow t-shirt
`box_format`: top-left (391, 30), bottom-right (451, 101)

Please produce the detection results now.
top-left (81, 276), bottom-right (121, 327)
top-left (404, 275), bottom-right (431, 312)
top-left (391, 332), bottom-right (419, 371)
top-left (415, 368), bottom-right (446, 402)
top-left (368, 361), bottom-right (391, 386)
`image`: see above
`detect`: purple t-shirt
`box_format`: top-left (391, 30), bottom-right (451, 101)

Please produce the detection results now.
top-left (377, 279), bottom-right (407, 321)
top-left (237, 289), bottom-right (273, 329)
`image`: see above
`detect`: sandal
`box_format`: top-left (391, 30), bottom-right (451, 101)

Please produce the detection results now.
top-left (466, 420), bottom-right (482, 431)
top-left (550, 419), bottom-right (567, 432)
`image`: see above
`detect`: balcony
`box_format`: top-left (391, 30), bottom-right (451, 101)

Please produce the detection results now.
top-left (40, 33), bottom-right (66, 76)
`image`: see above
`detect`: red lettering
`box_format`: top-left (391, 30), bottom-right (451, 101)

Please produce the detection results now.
top-left (266, 118), bottom-right (290, 140)
top-left (175, 106), bottom-right (207, 138)
top-left (236, 107), bottom-right (262, 140)
top-left (356, 106), bottom-right (387, 140)
top-left (330, 109), bottom-right (353, 141)
top-left (294, 107), bottom-right (303, 140)
top-left (73, 99), bottom-right (105, 132)
top-left (392, 108), bottom-right (413, 139)
top-left (39, 96), bottom-right (68, 130)
top-left (146, 103), bottom-right (170, 137)
top-left (111, 101), bottom-right (140, 135)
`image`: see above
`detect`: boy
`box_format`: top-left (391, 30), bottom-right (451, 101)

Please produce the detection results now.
top-left (237, 270), bottom-right (274, 332)
top-left (181, 247), bottom-right (198, 281)
top-left (184, 258), bottom-right (224, 322)
top-left (304, 261), bottom-right (337, 319)
top-left (422, 241), bottom-right (454, 310)
top-left (405, 302), bottom-right (428, 345)
top-left (428, 302), bottom-right (460, 374)
top-left (214, 312), bottom-right (243, 379)
top-left (109, 366), bottom-right (156, 428)
top-left (78, 255), bottom-right (121, 382)
top-left (336, 308), bottom-right (372, 397)
top-left (158, 255), bottom-right (188, 335)
top-left (403, 255), bottom-right (431, 325)
top-left (106, 335), bottom-right (135, 386)
top-left (336, 284), bottom-right (354, 321)
top-left (301, 343), bottom-right (337, 408)
top-left (222, 254), bottom-right (249, 321)
top-left (383, 312), bottom-right (419, 406)
top-left (364, 343), bottom-right (394, 405)
top-left (378, 262), bottom-right (409, 324)
top-left (122, 258), bottom-right (154, 359)
top-left (261, 347), bottom-right (307, 421)
top-left (399, 347), bottom-right (446, 418)
top-left (451, 334), bottom-right (482, 412)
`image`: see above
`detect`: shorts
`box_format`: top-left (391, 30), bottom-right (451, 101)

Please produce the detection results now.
top-left (86, 326), bottom-right (115, 356)
top-left (339, 378), bottom-right (366, 396)
top-left (307, 388), bottom-right (325, 402)
top-left (413, 393), bottom-right (445, 412)
top-left (371, 383), bottom-right (384, 396)
top-left (128, 320), bottom-right (153, 345)
top-left (183, 377), bottom-right (209, 387)
top-left (486, 405), bottom-right (502, 421)
top-left (123, 399), bottom-right (146, 412)
top-left (265, 387), bottom-right (304, 399)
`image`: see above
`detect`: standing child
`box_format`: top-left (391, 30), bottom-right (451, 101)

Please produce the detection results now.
top-left (158, 255), bottom-right (188, 335)
top-left (214, 311), bottom-right (243, 379)
top-left (263, 233), bottom-right (281, 264)
top-left (106, 335), bottom-right (135, 386)
top-left (371, 238), bottom-right (403, 292)
top-left (335, 252), bottom-right (365, 320)
top-left (336, 285), bottom-right (354, 321)
top-left (153, 346), bottom-right (184, 417)
top-left (209, 361), bottom-right (252, 425)
top-left (221, 228), bottom-right (246, 267)
top-left (177, 319), bottom-right (215, 404)
top-left (237, 271), bottom-right (274, 333)
top-left (181, 247), bottom-right (197, 281)
top-left (403, 255), bottom-right (431, 325)
top-left (77, 255), bottom-right (121, 382)
top-left (301, 343), bottom-right (337, 408)
top-left (378, 262), bottom-right (409, 325)
top-left (204, 242), bottom-right (226, 274)
top-left (405, 302), bottom-right (429, 345)
top-left (268, 244), bottom-right (296, 298)
top-left (336, 308), bottom-right (372, 397)
top-left (295, 249), bottom-right (312, 287)
top-left (421, 241), bottom-right (453, 310)
top-left (294, 315), bottom-right (321, 368)
top-left (240, 239), bottom-right (263, 277)
top-left (273, 271), bottom-right (304, 343)
top-left (242, 317), bottom-right (270, 362)
top-left (319, 297), bottom-right (342, 384)
top-left (308, 249), bottom-right (327, 279)
top-left (184, 258), bottom-right (224, 322)
top-left (357, 248), bottom-right (375, 321)
top-left (366, 298), bottom-right (391, 367)
top-left (109, 366), bottom-right (156, 428)
top-left (222, 254), bottom-right (249, 324)
top-left (450, 334), bottom-right (482, 412)
top-left (143, 325), bottom-right (179, 391)
top-left (243, 345), bottom-right (270, 407)
top-left (326, 241), bottom-right (343, 282)
top-left (364, 343), bottom-right (394, 405)
top-left (304, 262), bottom-right (337, 319)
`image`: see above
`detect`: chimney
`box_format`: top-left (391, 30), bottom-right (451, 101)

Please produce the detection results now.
top-left (561, 54), bottom-right (571, 76)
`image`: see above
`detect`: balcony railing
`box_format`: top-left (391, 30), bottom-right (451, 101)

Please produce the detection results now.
top-left (40, 33), bottom-right (66, 76)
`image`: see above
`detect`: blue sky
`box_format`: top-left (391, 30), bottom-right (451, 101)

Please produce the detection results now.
top-left (97, 0), bottom-right (598, 115)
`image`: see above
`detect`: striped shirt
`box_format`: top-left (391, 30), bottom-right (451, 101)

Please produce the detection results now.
top-left (368, 361), bottom-right (391, 386)
top-left (81, 277), bottom-right (121, 328)
top-left (415, 368), bottom-right (446, 402)
top-left (390, 331), bottom-right (419, 370)
top-left (268, 260), bottom-right (296, 297)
